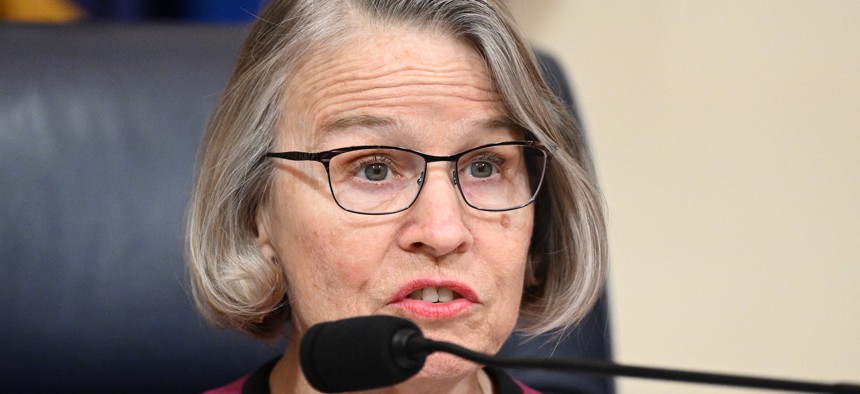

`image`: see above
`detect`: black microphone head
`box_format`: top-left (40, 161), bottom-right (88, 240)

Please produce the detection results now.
top-left (299, 315), bottom-right (426, 393)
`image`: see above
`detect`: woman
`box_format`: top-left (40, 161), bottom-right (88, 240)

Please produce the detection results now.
top-left (186, 0), bottom-right (606, 393)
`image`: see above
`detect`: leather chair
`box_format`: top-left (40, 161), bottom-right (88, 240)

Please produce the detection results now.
top-left (0, 23), bottom-right (613, 393)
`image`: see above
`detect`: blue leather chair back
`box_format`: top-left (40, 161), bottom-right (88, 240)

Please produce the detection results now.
top-left (0, 23), bottom-right (612, 393)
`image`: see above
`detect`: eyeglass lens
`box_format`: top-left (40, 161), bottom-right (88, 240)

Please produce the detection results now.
top-left (325, 144), bottom-right (546, 214)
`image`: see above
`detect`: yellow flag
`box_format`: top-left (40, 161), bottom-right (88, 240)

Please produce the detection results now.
top-left (0, 0), bottom-right (85, 23)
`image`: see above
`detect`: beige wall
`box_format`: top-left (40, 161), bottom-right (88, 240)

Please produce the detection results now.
top-left (507, 1), bottom-right (860, 393)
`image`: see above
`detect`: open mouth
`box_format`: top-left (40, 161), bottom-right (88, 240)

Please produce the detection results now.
top-left (392, 281), bottom-right (477, 319)
top-left (407, 287), bottom-right (463, 303)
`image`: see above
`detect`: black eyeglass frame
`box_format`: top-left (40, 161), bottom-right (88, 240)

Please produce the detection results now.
top-left (265, 140), bottom-right (551, 215)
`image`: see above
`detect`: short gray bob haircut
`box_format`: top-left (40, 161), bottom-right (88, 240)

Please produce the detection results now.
top-left (186, 0), bottom-right (607, 339)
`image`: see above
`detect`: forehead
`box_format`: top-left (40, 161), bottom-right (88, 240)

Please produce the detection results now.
top-left (280, 25), bottom-right (509, 150)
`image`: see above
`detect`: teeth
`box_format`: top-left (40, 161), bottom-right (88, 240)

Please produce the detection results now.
top-left (422, 287), bottom-right (438, 302)
top-left (437, 288), bottom-right (454, 303)
top-left (409, 287), bottom-right (457, 303)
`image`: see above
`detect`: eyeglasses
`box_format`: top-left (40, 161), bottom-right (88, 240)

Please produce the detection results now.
top-left (265, 141), bottom-right (550, 215)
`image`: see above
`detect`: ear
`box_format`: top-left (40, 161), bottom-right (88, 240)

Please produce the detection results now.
top-left (254, 204), bottom-right (277, 262)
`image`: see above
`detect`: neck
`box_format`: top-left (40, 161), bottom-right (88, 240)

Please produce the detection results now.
top-left (268, 341), bottom-right (303, 394)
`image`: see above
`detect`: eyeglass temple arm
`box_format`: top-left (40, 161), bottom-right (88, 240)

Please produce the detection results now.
top-left (265, 151), bottom-right (333, 162)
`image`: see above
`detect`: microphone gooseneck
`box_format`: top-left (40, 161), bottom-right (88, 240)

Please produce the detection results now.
top-left (427, 340), bottom-right (860, 394)
top-left (300, 315), bottom-right (860, 394)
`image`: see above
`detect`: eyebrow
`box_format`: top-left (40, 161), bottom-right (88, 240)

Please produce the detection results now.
top-left (470, 116), bottom-right (521, 132)
top-left (321, 115), bottom-right (518, 134)
top-left (314, 114), bottom-right (523, 149)
top-left (319, 114), bottom-right (398, 135)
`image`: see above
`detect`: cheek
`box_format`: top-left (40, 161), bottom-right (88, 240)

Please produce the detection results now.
top-left (474, 210), bottom-right (533, 341)
top-left (270, 171), bottom-right (370, 288)
top-left (476, 211), bottom-right (533, 273)
top-left (280, 220), bottom-right (395, 328)
top-left (496, 213), bottom-right (532, 300)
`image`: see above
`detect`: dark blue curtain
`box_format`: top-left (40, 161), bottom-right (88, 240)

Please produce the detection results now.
top-left (75, 0), bottom-right (266, 22)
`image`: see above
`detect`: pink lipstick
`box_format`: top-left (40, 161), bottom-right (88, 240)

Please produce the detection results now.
top-left (388, 279), bottom-right (479, 319)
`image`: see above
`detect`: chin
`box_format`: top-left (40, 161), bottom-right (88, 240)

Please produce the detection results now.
top-left (418, 319), bottom-right (512, 360)
top-left (413, 352), bottom-right (481, 383)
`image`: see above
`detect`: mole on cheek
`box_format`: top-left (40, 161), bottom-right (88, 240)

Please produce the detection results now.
top-left (500, 214), bottom-right (511, 229)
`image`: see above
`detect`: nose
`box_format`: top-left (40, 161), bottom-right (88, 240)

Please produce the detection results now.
top-left (396, 164), bottom-right (473, 257)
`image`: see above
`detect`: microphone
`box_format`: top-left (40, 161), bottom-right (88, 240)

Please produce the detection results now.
top-left (300, 315), bottom-right (860, 393)
top-left (299, 315), bottom-right (427, 392)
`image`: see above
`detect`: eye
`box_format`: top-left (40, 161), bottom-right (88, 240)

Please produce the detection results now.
top-left (467, 161), bottom-right (495, 178)
top-left (463, 153), bottom-right (504, 179)
top-left (350, 155), bottom-right (396, 182)
top-left (362, 162), bottom-right (390, 181)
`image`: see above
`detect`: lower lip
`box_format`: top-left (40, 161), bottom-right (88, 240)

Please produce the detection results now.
top-left (392, 298), bottom-right (474, 319)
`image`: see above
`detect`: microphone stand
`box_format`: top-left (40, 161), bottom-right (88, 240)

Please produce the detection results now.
top-left (413, 337), bottom-right (860, 394)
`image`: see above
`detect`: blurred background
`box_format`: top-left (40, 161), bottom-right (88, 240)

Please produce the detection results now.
top-left (507, 1), bottom-right (859, 393)
top-left (2, 0), bottom-right (857, 393)
top-left (0, 0), bottom-right (264, 22)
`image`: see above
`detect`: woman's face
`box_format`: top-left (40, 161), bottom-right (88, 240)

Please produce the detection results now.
top-left (256, 26), bottom-right (534, 382)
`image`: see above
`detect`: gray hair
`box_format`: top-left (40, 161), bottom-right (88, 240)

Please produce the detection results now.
top-left (186, 0), bottom-right (606, 339)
